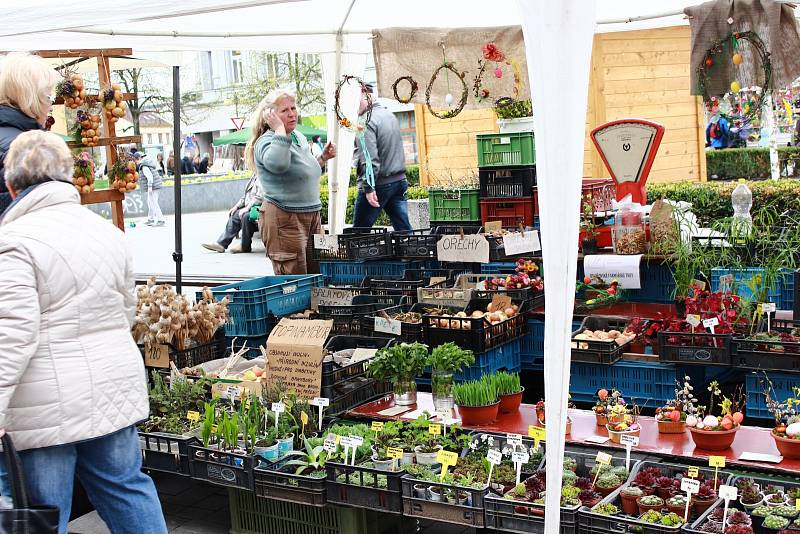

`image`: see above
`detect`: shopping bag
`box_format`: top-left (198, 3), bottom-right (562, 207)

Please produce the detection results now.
top-left (0, 433), bottom-right (59, 533)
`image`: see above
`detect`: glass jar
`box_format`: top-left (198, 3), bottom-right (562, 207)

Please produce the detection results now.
top-left (431, 370), bottom-right (454, 412)
top-left (394, 377), bottom-right (417, 406)
top-left (613, 205), bottom-right (647, 254)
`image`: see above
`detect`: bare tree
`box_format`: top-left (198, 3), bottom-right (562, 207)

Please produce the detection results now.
top-left (115, 69), bottom-right (164, 136)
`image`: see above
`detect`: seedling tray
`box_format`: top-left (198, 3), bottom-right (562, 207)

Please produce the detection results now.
top-left (571, 316), bottom-right (631, 365)
top-left (657, 332), bottom-right (732, 366)
top-left (326, 378), bottom-right (392, 417)
top-left (188, 444), bottom-right (255, 491)
top-left (139, 432), bottom-right (198, 476)
top-left (326, 461), bottom-right (405, 514)
top-left (400, 474), bottom-right (489, 527)
top-left (732, 319), bottom-right (800, 371)
top-left (322, 335), bottom-right (394, 388)
top-left (254, 460), bottom-right (327, 507)
top-left (360, 302), bottom-right (464, 343)
top-left (423, 298), bottom-right (527, 353)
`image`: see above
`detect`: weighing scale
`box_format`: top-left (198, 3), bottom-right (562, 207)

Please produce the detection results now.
top-left (586, 119), bottom-right (665, 248)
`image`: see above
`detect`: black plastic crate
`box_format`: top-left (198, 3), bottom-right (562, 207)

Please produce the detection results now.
top-left (322, 335), bottom-right (394, 388)
top-left (657, 332), bottom-right (732, 365)
top-left (433, 224), bottom-right (483, 236)
top-left (578, 460), bottom-right (732, 534)
top-left (317, 294), bottom-right (407, 336)
top-left (142, 328), bottom-right (226, 370)
top-left (479, 165), bottom-right (536, 198)
top-left (482, 227), bottom-right (541, 262)
top-left (326, 378), bottom-right (392, 417)
top-left (188, 444), bottom-right (255, 490)
top-left (325, 461), bottom-right (405, 514)
top-left (732, 319), bottom-right (800, 371)
top-left (401, 475), bottom-right (488, 527)
top-left (571, 316), bottom-right (632, 365)
top-left (139, 432), bottom-right (198, 476)
top-left (310, 227), bottom-right (389, 261)
top-left (360, 302), bottom-right (464, 343)
top-left (392, 229), bottom-right (439, 260)
top-left (361, 272), bottom-right (451, 303)
top-left (253, 461), bottom-right (327, 507)
top-left (423, 298), bottom-right (527, 353)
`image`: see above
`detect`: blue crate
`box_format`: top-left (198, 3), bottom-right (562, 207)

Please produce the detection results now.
top-left (203, 275), bottom-right (323, 337)
top-left (745, 371), bottom-right (799, 419)
top-left (319, 260), bottom-right (425, 286)
top-left (577, 259), bottom-right (675, 304)
top-left (710, 267), bottom-right (790, 306)
top-left (416, 338), bottom-right (522, 385)
top-left (480, 262), bottom-right (517, 275)
top-left (520, 318), bottom-right (583, 370)
top-left (568, 360), bottom-right (677, 407)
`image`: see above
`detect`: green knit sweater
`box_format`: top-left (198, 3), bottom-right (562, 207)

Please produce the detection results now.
top-left (255, 130), bottom-right (322, 213)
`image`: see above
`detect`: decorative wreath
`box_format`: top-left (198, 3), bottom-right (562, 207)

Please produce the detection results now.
top-left (334, 75), bottom-right (371, 133)
top-left (473, 42), bottom-right (523, 106)
top-left (425, 62), bottom-right (468, 119)
top-left (696, 30), bottom-right (772, 125)
top-left (392, 76), bottom-right (418, 104)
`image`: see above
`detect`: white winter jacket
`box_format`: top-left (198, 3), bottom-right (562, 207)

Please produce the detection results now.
top-left (0, 181), bottom-right (148, 451)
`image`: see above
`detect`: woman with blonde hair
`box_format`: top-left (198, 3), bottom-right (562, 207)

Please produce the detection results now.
top-left (246, 88), bottom-right (336, 274)
top-left (0, 53), bottom-right (59, 213)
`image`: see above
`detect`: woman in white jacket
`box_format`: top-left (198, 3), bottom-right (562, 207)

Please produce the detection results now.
top-left (0, 131), bottom-right (167, 534)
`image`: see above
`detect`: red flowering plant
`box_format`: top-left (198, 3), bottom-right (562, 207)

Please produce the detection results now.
top-left (649, 291), bottom-right (746, 349)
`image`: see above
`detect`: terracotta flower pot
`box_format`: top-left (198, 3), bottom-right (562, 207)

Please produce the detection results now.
top-left (607, 426), bottom-right (640, 444)
top-left (620, 493), bottom-right (640, 515)
top-left (693, 496), bottom-right (715, 517)
top-left (657, 420), bottom-right (687, 435)
top-left (772, 433), bottom-right (800, 460)
top-left (566, 418), bottom-right (572, 435)
top-left (595, 413), bottom-right (609, 426)
top-left (637, 497), bottom-right (664, 515)
top-left (596, 484), bottom-right (621, 497)
top-left (688, 426), bottom-right (738, 451)
top-left (499, 387), bottom-right (524, 414)
top-left (457, 400), bottom-right (500, 426)
top-left (667, 503), bottom-right (688, 517)
top-left (655, 486), bottom-right (675, 500)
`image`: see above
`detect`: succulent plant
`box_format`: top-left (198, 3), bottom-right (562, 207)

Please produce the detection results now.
top-left (709, 508), bottom-right (725, 521)
top-left (724, 524), bottom-right (754, 534)
top-left (728, 511), bottom-right (752, 525)
top-left (579, 489), bottom-right (601, 506)
top-left (763, 515), bottom-right (790, 530)
top-left (575, 477), bottom-right (594, 491)
top-left (639, 495), bottom-right (664, 506)
top-left (752, 505), bottom-right (773, 518)
top-left (622, 486), bottom-right (644, 497)
top-left (640, 510), bottom-right (663, 523)
top-left (696, 483), bottom-right (717, 500)
top-left (771, 506), bottom-right (799, 519)
top-left (700, 521), bottom-right (723, 533)
top-left (667, 495), bottom-right (688, 506)
top-left (562, 485), bottom-right (581, 500)
top-left (765, 493), bottom-right (786, 505)
top-left (593, 503), bottom-right (619, 516)
top-left (562, 456), bottom-right (577, 471)
top-left (740, 487), bottom-right (763, 505)
top-left (655, 476), bottom-right (675, 489)
top-left (611, 465), bottom-right (629, 479)
top-left (562, 470), bottom-right (577, 487)
top-left (660, 512), bottom-right (684, 526)
top-left (596, 473), bottom-right (622, 489)
top-left (512, 483), bottom-right (527, 497)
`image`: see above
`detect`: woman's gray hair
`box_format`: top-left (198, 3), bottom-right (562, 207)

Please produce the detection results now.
top-left (5, 131), bottom-right (73, 192)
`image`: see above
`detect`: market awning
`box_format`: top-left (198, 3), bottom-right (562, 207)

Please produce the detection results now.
top-left (212, 125), bottom-right (327, 146)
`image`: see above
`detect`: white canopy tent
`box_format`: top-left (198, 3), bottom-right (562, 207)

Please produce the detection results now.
top-left (3, 2), bottom-right (791, 532)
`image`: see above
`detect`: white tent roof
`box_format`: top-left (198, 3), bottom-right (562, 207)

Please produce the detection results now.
top-left (4, 0), bottom-right (776, 54)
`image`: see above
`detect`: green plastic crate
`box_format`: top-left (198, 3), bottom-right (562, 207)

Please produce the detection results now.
top-left (428, 188), bottom-right (480, 222)
top-left (477, 132), bottom-right (535, 167)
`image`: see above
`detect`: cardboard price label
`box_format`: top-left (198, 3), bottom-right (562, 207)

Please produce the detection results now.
top-left (436, 234), bottom-right (490, 264)
top-left (703, 318), bottom-right (720, 329)
top-left (502, 230), bottom-right (541, 256)
top-left (681, 478), bottom-right (701, 494)
top-left (428, 423), bottom-right (442, 436)
top-left (620, 434), bottom-right (640, 447)
top-left (375, 316), bottom-right (402, 336)
top-left (186, 411), bottom-right (200, 423)
top-left (386, 447), bottom-right (404, 460)
top-left (484, 221), bottom-right (503, 233)
top-left (311, 287), bottom-right (354, 310)
top-left (437, 450), bottom-right (458, 467)
top-left (486, 449), bottom-right (502, 465)
top-left (595, 451), bottom-right (612, 465)
top-left (687, 467), bottom-right (699, 479)
top-left (686, 314), bottom-right (701, 328)
top-left (491, 294), bottom-right (513, 313)
top-left (708, 456), bottom-right (726, 468)
top-left (719, 484), bottom-right (738, 501)
top-left (372, 422), bottom-right (384, 433)
top-left (144, 342), bottom-right (170, 368)
top-left (691, 279), bottom-right (707, 292)
top-left (313, 234), bottom-right (339, 251)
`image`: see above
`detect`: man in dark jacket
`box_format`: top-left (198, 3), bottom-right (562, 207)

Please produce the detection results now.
top-left (352, 85), bottom-right (412, 232)
top-left (181, 154), bottom-right (196, 174)
top-left (0, 105), bottom-right (42, 213)
top-left (197, 153), bottom-right (210, 174)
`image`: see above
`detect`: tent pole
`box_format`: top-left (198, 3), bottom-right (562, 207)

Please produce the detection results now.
top-left (172, 65), bottom-right (183, 292)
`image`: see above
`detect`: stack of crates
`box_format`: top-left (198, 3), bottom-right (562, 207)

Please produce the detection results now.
top-left (427, 187), bottom-right (481, 228)
top-left (476, 132), bottom-right (537, 228)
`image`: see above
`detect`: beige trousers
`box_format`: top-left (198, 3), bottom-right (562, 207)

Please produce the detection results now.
top-left (259, 202), bottom-right (321, 275)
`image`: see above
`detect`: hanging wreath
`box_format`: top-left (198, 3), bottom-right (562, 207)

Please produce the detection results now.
top-left (696, 30), bottom-right (772, 124)
top-left (425, 62), bottom-right (468, 119)
top-left (473, 42), bottom-right (523, 106)
top-left (334, 75), bottom-right (371, 133)
top-left (392, 76), bottom-right (418, 104)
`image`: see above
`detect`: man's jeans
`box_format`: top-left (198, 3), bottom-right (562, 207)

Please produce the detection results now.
top-left (353, 179), bottom-right (413, 232)
top-left (0, 426), bottom-right (167, 534)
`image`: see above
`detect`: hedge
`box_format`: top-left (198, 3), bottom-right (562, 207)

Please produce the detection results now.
top-left (707, 147), bottom-right (800, 181)
top-left (647, 179), bottom-right (800, 225)
top-left (320, 184), bottom-right (428, 225)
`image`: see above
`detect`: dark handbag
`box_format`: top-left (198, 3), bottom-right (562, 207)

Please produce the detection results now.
top-left (0, 433), bottom-right (60, 533)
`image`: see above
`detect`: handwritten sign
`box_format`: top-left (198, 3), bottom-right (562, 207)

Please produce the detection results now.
top-left (708, 456), bottom-right (726, 468)
top-left (386, 447), bottom-right (404, 460)
top-left (502, 230), bottom-right (541, 256)
top-left (681, 478), bottom-right (701, 494)
top-left (311, 287), bottom-right (354, 311)
top-left (143, 342), bottom-right (170, 368)
top-left (620, 435), bottom-right (639, 446)
top-left (436, 234), bottom-right (490, 263)
top-left (484, 221), bottom-right (503, 233)
top-left (691, 279), bottom-right (707, 292)
top-left (583, 254), bottom-right (642, 289)
top-left (372, 422), bottom-right (384, 433)
top-left (375, 316), bottom-right (402, 335)
top-left (528, 426), bottom-right (545, 448)
top-left (703, 317), bottom-right (720, 330)
top-left (487, 449), bottom-right (502, 465)
top-left (511, 451), bottom-right (530, 464)
top-left (595, 451), bottom-right (612, 465)
top-left (313, 234), bottom-right (339, 251)
top-left (323, 434), bottom-right (338, 453)
top-left (266, 318), bottom-right (333, 400)
top-left (687, 467), bottom-right (699, 479)
top-left (437, 450), bottom-right (459, 480)
top-left (686, 314), bottom-right (701, 328)
top-left (719, 274), bottom-right (735, 293)
top-left (271, 402), bottom-right (285, 413)
top-left (312, 397), bottom-right (330, 408)
top-left (491, 294), bottom-right (513, 313)
top-left (506, 433), bottom-right (522, 447)
top-left (762, 303), bottom-right (777, 313)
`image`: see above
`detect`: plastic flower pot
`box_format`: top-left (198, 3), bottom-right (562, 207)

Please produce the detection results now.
top-left (772, 433), bottom-right (800, 460)
top-left (371, 455), bottom-right (396, 471)
top-left (498, 387), bottom-right (525, 414)
top-left (657, 420), bottom-right (687, 434)
top-left (400, 450), bottom-right (415, 465)
top-left (620, 492), bottom-right (642, 515)
top-left (277, 434), bottom-right (294, 457)
top-left (667, 502), bottom-right (687, 517)
top-left (688, 426), bottom-right (738, 451)
top-left (607, 426), bottom-right (640, 444)
top-left (637, 496), bottom-right (664, 515)
top-left (457, 400), bottom-right (500, 426)
top-left (740, 494), bottom-right (765, 511)
top-left (413, 484), bottom-right (426, 499)
top-left (596, 483), bottom-right (622, 497)
top-left (595, 412), bottom-right (609, 427)
top-left (255, 443), bottom-right (280, 462)
top-left (427, 486), bottom-right (443, 502)
top-left (414, 445), bottom-right (442, 465)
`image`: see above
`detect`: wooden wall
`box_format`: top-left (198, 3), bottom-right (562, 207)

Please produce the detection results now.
top-left (417, 25), bottom-right (707, 186)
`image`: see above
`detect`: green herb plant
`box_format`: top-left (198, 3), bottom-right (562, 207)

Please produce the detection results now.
top-left (492, 371), bottom-right (521, 396)
top-left (453, 375), bottom-right (498, 407)
top-left (369, 342), bottom-right (429, 395)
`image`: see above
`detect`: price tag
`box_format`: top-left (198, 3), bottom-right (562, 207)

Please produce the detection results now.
top-left (312, 397), bottom-right (330, 407)
top-left (186, 411), bottom-right (200, 423)
top-left (527, 426), bottom-right (546, 441)
top-left (372, 422), bottom-right (384, 433)
top-left (708, 456), bottom-right (726, 467)
top-left (271, 402), bottom-right (285, 413)
top-left (719, 485), bottom-right (738, 501)
top-left (511, 451), bottom-right (530, 465)
top-left (691, 279), bottom-right (707, 292)
top-left (620, 435), bottom-right (639, 447)
top-left (349, 435), bottom-right (364, 447)
top-left (323, 434), bottom-right (338, 453)
top-left (375, 316), bottom-right (402, 335)
top-left (226, 385), bottom-right (241, 400)
top-left (144, 342), bottom-right (170, 368)
top-left (491, 294), bottom-right (513, 313)
top-left (339, 436), bottom-right (353, 447)
top-left (687, 467), bottom-right (699, 479)
top-left (484, 220), bottom-right (503, 233)
top-left (487, 449), bottom-right (502, 465)
top-left (595, 451), bottom-right (612, 465)
top-left (282, 285), bottom-right (297, 295)
top-left (300, 411), bottom-right (309, 426)
top-left (703, 318), bottom-right (720, 329)
top-left (681, 478), bottom-right (701, 494)
top-left (428, 423), bottom-right (442, 436)
top-left (762, 303), bottom-right (777, 313)
top-left (437, 450), bottom-right (458, 466)
top-left (686, 314), bottom-right (701, 327)
top-left (386, 447), bottom-right (404, 460)
top-left (796, 498), bottom-right (800, 511)
top-left (313, 234), bottom-right (339, 251)
top-left (211, 425), bottom-right (217, 433)
top-left (502, 230), bottom-right (541, 256)
top-left (506, 433), bottom-right (522, 447)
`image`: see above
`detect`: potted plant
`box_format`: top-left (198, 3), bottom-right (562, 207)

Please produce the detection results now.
top-left (764, 492), bottom-right (787, 507)
top-left (283, 438), bottom-right (329, 478)
top-left (763, 515), bottom-right (790, 532)
top-left (620, 486), bottom-right (644, 515)
top-left (580, 194), bottom-right (599, 254)
top-left (728, 511), bottom-right (754, 527)
top-left (606, 401), bottom-right (641, 444)
top-left (594, 388), bottom-right (617, 426)
top-left (637, 495), bottom-right (665, 515)
top-left (740, 485), bottom-right (765, 510)
top-left (688, 381), bottom-right (746, 451)
top-left (369, 342), bottom-right (429, 406)
top-left (595, 472), bottom-right (623, 497)
top-left (762, 373), bottom-right (800, 459)
top-left (427, 342), bottom-right (474, 412)
top-left (726, 525), bottom-right (754, 534)
top-left (666, 494), bottom-right (689, 516)
top-left (494, 99), bottom-right (533, 133)
top-left (656, 376), bottom-right (699, 434)
top-left (751, 505), bottom-right (772, 520)
top-left (492, 371), bottom-right (524, 414)
top-left (580, 489), bottom-right (602, 509)
top-left (453, 375), bottom-right (500, 426)
top-left (593, 503), bottom-right (620, 516)
top-left (639, 510), bottom-right (664, 524)
top-left (631, 466), bottom-right (661, 496)
top-left (654, 476), bottom-right (679, 499)
top-left (692, 482), bottom-right (717, 516)
top-left (660, 513), bottom-right (685, 527)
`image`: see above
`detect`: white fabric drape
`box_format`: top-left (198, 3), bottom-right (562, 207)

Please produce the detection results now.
top-left (320, 49), bottom-right (368, 234)
top-left (517, 2), bottom-right (596, 533)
